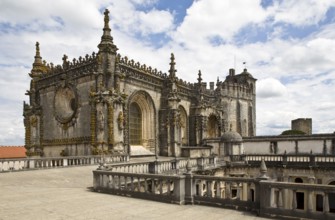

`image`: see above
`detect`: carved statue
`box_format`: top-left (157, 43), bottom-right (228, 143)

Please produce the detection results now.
top-left (30, 116), bottom-right (38, 144)
top-left (97, 53), bottom-right (102, 64)
top-left (117, 111), bottom-right (124, 130)
top-left (30, 116), bottom-right (38, 127)
top-left (98, 110), bottom-right (104, 131)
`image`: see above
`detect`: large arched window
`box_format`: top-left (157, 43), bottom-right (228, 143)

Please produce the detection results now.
top-left (129, 102), bottom-right (142, 145)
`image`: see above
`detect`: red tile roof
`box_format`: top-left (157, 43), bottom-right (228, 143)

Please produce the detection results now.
top-left (0, 146), bottom-right (26, 159)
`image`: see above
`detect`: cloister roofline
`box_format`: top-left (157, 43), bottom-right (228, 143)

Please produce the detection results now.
top-left (243, 133), bottom-right (335, 141)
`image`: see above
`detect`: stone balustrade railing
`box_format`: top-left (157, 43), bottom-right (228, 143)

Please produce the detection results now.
top-left (190, 175), bottom-right (260, 212)
top-left (93, 168), bottom-right (335, 219)
top-left (260, 181), bottom-right (335, 219)
top-left (104, 156), bottom-right (220, 175)
top-left (231, 154), bottom-right (335, 168)
top-left (0, 155), bottom-right (129, 172)
top-left (106, 161), bottom-right (150, 173)
top-left (93, 170), bottom-right (185, 204)
top-left (92, 169), bottom-right (263, 212)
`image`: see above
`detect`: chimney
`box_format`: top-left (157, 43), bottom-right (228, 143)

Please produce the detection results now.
top-left (229, 68), bottom-right (235, 76)
top-left (210, 82), bottom-right (214, 90)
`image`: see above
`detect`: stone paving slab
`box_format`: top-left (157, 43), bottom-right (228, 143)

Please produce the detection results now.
top-left (0, 165), bottom-right (269, 220)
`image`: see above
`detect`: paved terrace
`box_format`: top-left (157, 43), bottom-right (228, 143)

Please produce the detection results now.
top-left (0, 161), bottom-right (268, 220)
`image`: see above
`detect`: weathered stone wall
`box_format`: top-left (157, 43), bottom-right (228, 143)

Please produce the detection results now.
top-left (39, 76), bottom-right (95, 156)
top-left (243, 134), bottom-right (335, 155)
top-left (291, 118), bottom-right (312, 135)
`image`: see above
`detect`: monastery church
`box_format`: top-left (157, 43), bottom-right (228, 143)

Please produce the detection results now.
top-left (23, 9), bottom-right (256, 158)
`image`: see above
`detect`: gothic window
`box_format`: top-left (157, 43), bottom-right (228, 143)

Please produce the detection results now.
top-left (129, 102), bottom-right (142, 145)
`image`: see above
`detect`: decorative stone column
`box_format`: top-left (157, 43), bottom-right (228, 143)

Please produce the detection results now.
top-left (307, 176), bottom-right (315, 212)
top-left (166, 53), bottom-right (181, 157)
top-left (185, 160), bottom-right (194, 204)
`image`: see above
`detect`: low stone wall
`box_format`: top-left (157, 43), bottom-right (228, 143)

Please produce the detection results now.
top-left (93, 168), bottom-right (335, 219)
top-left (0, 155), bottom-right (129, 172)
top-left (259, 181), bottom-right (335, 219)
top-left (92, 169), bottom-right (262, 213)
top-left (103, 156), bottom-right (220, 175)
top-left (93, 171), bottom-right (186, 204)
top-left (181, 146), bottom-right (212, 158)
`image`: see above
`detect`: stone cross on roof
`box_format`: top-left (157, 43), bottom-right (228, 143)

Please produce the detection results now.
top-left (104, 9), bottom-right (110, 29)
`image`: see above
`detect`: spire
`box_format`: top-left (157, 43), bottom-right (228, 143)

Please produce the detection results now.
top-left (98, 9), bottom-right (118, 53)
top-left (30, 42), bottom-right (47, 77)
top-left (197, 70), bottom-right (202, 84)
top-left (169, 53), bottom-right (176, 79)
top-left (34, 42), bottom-right (42, 66)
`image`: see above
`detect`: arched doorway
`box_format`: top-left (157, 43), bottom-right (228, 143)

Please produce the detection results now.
top-left (207, 114), bottom-right (219, 138)
top-left (128, 91), bottom-right (156, 154)
top-left (294, 178), bottom-right (304, 210)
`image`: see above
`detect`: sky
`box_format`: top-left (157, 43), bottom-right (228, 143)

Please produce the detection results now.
top-left (0, 0), bottom-right (335, 145)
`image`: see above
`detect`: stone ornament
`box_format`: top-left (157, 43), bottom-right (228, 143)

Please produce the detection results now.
top-left (54, 85), bottom-right (78, 128)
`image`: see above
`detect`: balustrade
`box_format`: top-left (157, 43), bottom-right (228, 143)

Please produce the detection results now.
top-left (239, 154), bottom-right (335, 169)
top-left (93, 170), bottom-right (185, 204)
top-left (260, 181), bottom-right (335, 219)
top-left (0, 155), bottom-right (129, 172)
top-left (108, 162), bottom-right (150, 173)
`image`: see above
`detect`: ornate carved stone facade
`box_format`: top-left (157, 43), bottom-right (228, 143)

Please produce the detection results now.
top-left (23, 10), bottom-right (256, 157)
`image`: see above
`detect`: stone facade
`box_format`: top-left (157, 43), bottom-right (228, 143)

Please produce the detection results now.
top-left (243, 133), bottom-right (335, 155)
top-left (23, 10), bottom-right (256, 157)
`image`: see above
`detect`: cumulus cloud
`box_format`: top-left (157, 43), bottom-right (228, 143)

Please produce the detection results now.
top-left (270, 0), bottom-right (335, 26)
top-left (108, 1), bottom-right (174, 36)
top-left (172, 0), bottom-right (269, 47)
top-left (257, 78), bottom-right (287, 98)
top-left (1, 0), bottom-right (335, 144)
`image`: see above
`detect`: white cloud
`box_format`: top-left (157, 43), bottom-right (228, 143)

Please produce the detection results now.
top-left (257, 78), bottom-right (287, 98)
top-left (0, 0), bottom-right (335, 145)
top-left (108, 1), bottom-right (174, 36)
top-left (172, 0), bottom-right (268, 48)
top-left (138, 9), bottom-right (174, 35)
top-left (270, 0), bottom-right (335, 26)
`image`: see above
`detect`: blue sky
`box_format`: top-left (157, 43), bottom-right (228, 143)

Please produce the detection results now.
top-left (0, 0), bottom-right (335, 145)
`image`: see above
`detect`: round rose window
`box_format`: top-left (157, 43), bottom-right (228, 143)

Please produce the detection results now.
top-left (54, 87), bottom-right (77, 123)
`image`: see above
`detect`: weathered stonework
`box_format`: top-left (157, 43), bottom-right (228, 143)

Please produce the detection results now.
top-left (23, 9), bottom-right (256, 157)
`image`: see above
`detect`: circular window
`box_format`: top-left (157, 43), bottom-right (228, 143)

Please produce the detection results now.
top-left (54, 87), bottom-right (77, 123)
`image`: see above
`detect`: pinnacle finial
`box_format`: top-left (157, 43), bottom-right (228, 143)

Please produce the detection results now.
top-left (170, 53), bottom-right (174, 60)
top-left (197, 70), bottom-right (202, 84)
top-left (259, 158), bottom-right (268, 179)
top-left (62, 54), bottom-right (69, 69)
top-left (30, 41), bottom-right (47, 77)
top-left (169, 53), bottom-right (176, 79)
top-left (33, 41), bottom-right (42, 64)
top-left (35, 42), bottom-right (40, 57)
top-left (104, 9), bottom-right (110, 29)
top-left (98, 8), bottom-right (118, 53)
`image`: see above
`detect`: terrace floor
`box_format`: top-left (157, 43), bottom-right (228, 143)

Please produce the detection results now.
top-left (0, 160), bottom-right (269, 220)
